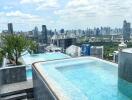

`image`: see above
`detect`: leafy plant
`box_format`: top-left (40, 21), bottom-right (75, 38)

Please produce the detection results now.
top-left (0, 49), bottom-right (3, 64)
top-left (1, 34), bottom-right (37, 65)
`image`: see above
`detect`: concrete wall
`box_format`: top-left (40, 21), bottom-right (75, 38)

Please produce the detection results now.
top-left (118, 52), bottom-right (132, 82)
top-left (32, 66), bottom-right (57, 100)
top-left (0, 65), bottom-right (27, 85)
top-left (118, 51), bottom-right (132, 98)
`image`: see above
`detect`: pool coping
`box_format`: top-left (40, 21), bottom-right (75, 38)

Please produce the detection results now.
top-left (32, 56), bottom-right (118, 100)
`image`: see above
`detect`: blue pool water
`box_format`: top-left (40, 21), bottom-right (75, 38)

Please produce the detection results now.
top-left (23, 52), bottom-right (70, 65)
top-left (36, 57), bottom-right (132, 100)
top-left (26, 68), bottom-right (32, 79)
top-left (57, 61), bottom-right (131, 100)
top-left (23, 52), bottom-right (71, 79)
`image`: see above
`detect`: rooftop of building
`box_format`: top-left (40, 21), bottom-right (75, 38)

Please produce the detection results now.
top-left (51, 34), bottom-right (76, 40)
top-left (46, 44), bottom-right (62, 51)
top-left (122, 48), bottom-right (132, 53)
top-left (91, 46), bottom-right (104, 48)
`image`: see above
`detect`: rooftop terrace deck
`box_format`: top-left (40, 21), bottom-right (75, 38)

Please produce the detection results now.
top-left (1, 79), bottom-right (33, 100)
top-left (1, 80), bottom-right (33, 94)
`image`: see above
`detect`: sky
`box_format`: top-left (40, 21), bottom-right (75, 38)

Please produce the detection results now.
top-left (0, 0), bottom-right (132, 31)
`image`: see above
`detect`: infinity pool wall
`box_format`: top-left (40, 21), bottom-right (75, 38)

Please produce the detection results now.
top-left (118, 50), bottom-right (132, 98)
top-left (32, 65), bottom-right (57, 100)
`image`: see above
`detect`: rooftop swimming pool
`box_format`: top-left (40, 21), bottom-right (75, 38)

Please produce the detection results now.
top-left (22, 52), bottom-right (71, 65)
top-left (33, 57), bottom-right (132, 100)
top-left (22, 52), bottom-right (71, 79)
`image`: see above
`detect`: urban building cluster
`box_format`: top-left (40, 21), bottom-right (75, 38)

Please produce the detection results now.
top-left (0, 20), bottom-right (132, 60)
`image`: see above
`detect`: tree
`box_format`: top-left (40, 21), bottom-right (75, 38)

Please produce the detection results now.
top-left (0, 48), bottom-right (3, 65)
top-left (1, 34), bottom-right (37, 65)
top-left (28, 40), bottom-right (38, 54)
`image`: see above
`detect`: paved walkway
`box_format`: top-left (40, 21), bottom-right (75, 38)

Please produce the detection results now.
top-left (1, 79), bottom-right (33, 94)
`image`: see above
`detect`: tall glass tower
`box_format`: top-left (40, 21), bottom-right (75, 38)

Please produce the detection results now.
top-left (123, 20), bottom-right (131, 41)
top-left (8, 23), bottom-right (13, 34)
top-left (42, 25), bottom-right (47, 44)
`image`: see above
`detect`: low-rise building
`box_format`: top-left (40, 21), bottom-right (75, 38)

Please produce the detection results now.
top-left (45, 44), bottom-right (62, 52)
top-left (81, 44), bottom-right (104, 59)
top-left (90, 46), bottom-right (104, 59)
top-left (51, 34), bottom-right (76, 50)
top-left (66, 45), bottom-right (81, 57)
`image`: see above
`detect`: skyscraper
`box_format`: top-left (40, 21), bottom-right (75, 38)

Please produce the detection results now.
top-left (60, 29), bottom-right (64, 33)
top-left (34, 26), bottom-right (38, 38)
top-left (95, 28), bottom-right (100, 36)
top-left (41, 25), bottom-right (47, 44)
top-left (33, 26), bottom-right (39, 42)
top-left (8, 23), bottom-right (13, 34)
top-left (123, 20), bottom-right (131, 41)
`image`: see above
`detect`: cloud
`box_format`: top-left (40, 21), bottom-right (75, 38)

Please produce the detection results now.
top-left (36, 0), bottom-right (60, 10)
top-left (20, 0), bottom-right (31, 4)
top-left (53, 0), bottom-right (132, 27)
top-left (0, 12), bottom-right (4, 16)
top-left (0, 10), bottom-right (57, 31)
top-left (54, 0), bottom-right (98, 26)
top-left (0, 10), bottom-right (43, 26)
top-left (20, 0), bottom-right (60, 10)
top-left (66, 0), bottom-right (89, 8)
top-left (1, 0), bottom-right (132, 30)
top-left (5, 11), bottom-right (39, 19)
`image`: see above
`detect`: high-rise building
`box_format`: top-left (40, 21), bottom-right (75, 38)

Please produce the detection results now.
top-left (41, 25), bottom-right (47, 44)
top-left (34, 26), bottom-right (38, 37)
top-left (60, 29), bottom-right (64, 33)
top-left (33, 26), bottom-right (39, 42)
top-left (8, 23), bottom-right (13, 34)
top-left (100, 27), bottom-right (110, 35)
top-left (123, 20), bottom-right (131, 41)
top-left (95, 28), bottom-right (100, 36)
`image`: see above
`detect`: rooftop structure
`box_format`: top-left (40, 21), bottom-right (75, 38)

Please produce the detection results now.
top-left (51, 35), bottom-right (76, 50)
top-left (113, 51), bottom-right (119, 63)
top-left (66, 45), bottom-right (81, 57)
top-left (121, 48), bottom-right (132, 53)
top-left (45, 44), bottom-right (62, 52)
top-left (81, 44), bottom-right (104, 59)
top-left (118, 39), bottom-right (127, 51)
top-left (51, 34), bottom-right (76, 40)
top-left (90, 46), bottom-right (104, 59)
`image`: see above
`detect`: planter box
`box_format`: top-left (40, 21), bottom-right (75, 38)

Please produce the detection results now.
top-left (0, 65), bottom-right (27, 85)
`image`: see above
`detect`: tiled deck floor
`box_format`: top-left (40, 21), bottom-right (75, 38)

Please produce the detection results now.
top-left (1, 79), bottom-right (33, 94)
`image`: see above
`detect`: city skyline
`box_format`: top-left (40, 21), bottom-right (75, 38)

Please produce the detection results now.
top-left (1, 0), bottom-right (132, 31)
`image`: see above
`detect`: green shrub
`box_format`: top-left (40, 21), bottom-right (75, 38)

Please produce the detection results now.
top-left (1, 34), bottom-right (37, 65)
